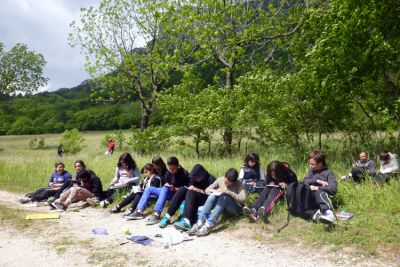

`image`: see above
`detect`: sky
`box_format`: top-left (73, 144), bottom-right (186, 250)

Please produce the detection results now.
top-left (0, 0), bottom-right (100, 92)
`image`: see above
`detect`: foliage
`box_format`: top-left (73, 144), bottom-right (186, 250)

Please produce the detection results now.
top-left (0, 42), bottom-right (48, 98)
top-left (128, 126), bottom-right (171, 155)
top-left (114, 130), bottom-right (125, 151)
top-left (28, 137), bottom-right (45, 150)
top-left (60, 128), bottom-right (85, 154)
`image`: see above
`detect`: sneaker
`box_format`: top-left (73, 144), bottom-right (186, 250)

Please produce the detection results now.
top-left (174, 219), bottom-right (191, 231)
top-left (258, 206), bottom-right (267, 221)
top-left (86, 198), bottom-right (100, 207)
top-left (340, 175), bottom-right (348, 181)
top-left (51, 202), bottom-right (66, 211)
top-left (243, 206), bottom-right (258, 222)
top-left (48, 201), bottom-right (56, 210)
top-left (159, 215), bottom-right (171, 228)
top-left (100, 200), bottom-right (110, 208)
top-left (188, 223), bottom-right (203, 236)
top-left (125, 211), bottom-right (144, 220)
top-left (18, 196), bottom-right (31, 204)
top-left (312, 209), bottom-right (322, 221)
top-left (319, 210), bottom-right (336, 224)
top-left (196, 224), bottom-right (213, 237)
top-left (146, 214), bottom-right (161, 225)
top-left (124, 208), bottom-right (134, 216)
top-left (110, 206), bottom-right (121, 213)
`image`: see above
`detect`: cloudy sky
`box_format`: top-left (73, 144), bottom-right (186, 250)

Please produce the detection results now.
top-left (0, 0), bottom-right (99, 92)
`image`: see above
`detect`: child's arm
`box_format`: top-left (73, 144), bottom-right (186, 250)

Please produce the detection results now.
top-left (205, 179), bottom-right (219, 195)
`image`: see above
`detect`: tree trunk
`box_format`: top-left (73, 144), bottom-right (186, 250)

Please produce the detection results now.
top-left (140, 106), bottom-right (152, 131)
top-left (223, 68), bottom-right (235, 156)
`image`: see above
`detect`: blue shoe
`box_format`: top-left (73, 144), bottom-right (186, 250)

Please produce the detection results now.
top-left (174, 219), bottom-right (191, 231)
top-left (159, 215), bottom-right (170, 228)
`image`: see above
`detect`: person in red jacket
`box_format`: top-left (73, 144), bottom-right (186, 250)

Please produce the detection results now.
top-left (107, 138), bottom-right (116, 156)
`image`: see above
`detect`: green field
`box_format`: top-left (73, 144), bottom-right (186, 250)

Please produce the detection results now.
top-left (0, 132), bottom-right (399, 256)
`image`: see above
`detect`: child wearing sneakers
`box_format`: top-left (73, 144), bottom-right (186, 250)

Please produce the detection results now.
top-left (126, 156), bottom-right (189, 224)
top-left (243, 161), bottom-right (297, 222)
top-left (110, 163), bottom-right (162, 215)
top-left (188, 168), bottom-right (245, 237)
top-left (159, 164), bottom-right (215, 230)
top-left (303, 150), bottom-right (338, 224)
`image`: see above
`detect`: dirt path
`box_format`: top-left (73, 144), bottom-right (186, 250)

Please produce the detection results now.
top-left (0, 190), bottom-right (394, 267)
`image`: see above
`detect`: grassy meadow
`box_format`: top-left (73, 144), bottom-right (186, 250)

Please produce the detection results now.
top-left (0, 131), bottom-right (399, 256)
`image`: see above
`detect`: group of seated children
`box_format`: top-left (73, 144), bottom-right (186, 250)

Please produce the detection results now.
top-left (19, 149), bottom-right (398, 236)
top-left (340, 151), bottom-right (399, 185)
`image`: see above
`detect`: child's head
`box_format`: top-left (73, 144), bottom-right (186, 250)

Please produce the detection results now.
top-left (266, 161), bottom-right (287, 182)
top-left (244, 153), bottom-right (260, 168)
top-left (74, 160), bottom-right (86, 173)
top-left (118, 152), bottom-right (136, 170)
top-left (55, 162), bottom-right (65, 173)
top-left (308, 150), bottom-right (326, 171)
top-left (76, 170), bottom-right (91, 181)
top-left (141, 163), bottom-right (155, 176)
top-left (224, 168), bottom-right (238, 186)
top-left (379, 151), bottom-right (390, 163)
top-left (359, 152), bottom-right (368, 161)
top-left (152, 156), bottom-right (166, 174)
top-left (167, 156), bottom-right (180, 174)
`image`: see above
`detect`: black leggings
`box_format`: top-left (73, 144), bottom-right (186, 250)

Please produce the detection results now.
top-left (252, 187), bottom-right (284, 214)
top-left (183, 190), bottom-right (208, 224)
top-left (117, 192), bottom-right (143, 210)
top-left (166, 186), bottom-right (188, 217)
top-left (29, 188), bottom-right (58, 202)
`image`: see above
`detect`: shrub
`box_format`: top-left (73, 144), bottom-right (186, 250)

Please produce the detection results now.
top-left (60, 128), bottom-right (84, 154)
top-left (127, 126), bottom-right (171, 155)
top-left (28, 137), bottom-right (45, 149)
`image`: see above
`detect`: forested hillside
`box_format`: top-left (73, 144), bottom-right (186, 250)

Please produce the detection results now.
top-left (0, 81), bottom-right (144, 135)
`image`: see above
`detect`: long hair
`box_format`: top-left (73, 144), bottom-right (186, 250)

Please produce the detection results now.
top-left (266, 161), bottom-right (290, 183)
top-left (243, 152), bottom-right (260, 168)
top-left (152, 156), bottom-right (167, 176)
top-left (117, 152), bottom-right (136, 170)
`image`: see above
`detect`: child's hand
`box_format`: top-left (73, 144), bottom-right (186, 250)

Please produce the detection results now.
top-left (279, 182), bottom-right (286, 189)
top-left (310, 185), bottom-right (319, 191)
top-left (316, 180), bottom-right (328, 187)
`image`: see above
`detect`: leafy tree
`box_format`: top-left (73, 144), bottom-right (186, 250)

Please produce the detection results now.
top-left (0, 43), bottom-right (48, 98)
top-left (60, 128), bottom-right (85, 154)
top-left (69, 0), bottom-right (196, 130)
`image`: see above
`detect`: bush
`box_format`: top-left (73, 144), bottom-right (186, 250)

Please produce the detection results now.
top-left (28, 137), bottom-right (45, 149)
top-left (60, 128), bottom-right (84, 154)
top-left (127, 126), bottom-right (171, 155)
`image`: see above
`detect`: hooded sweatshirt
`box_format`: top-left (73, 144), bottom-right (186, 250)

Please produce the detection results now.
top-left (379, 153), bottom-right (399, 174)
top-left (303, 166), bottom-right (337, 196)
top-left (188, 164), bottom-right (215, 190)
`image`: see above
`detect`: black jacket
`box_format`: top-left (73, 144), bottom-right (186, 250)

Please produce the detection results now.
top-left (81, 170), bottom-right (104, 198)
top-left (188, 164), bottom-right (215, 190)
top-left (266, 163), bottom-right (298, 185)
top-left (303, 167), bottom-right (337, 196)
top-left (164, 166), bottom-right (189, 188)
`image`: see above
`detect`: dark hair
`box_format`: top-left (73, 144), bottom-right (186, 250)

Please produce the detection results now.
top-left (167, 156), bottom-right (179, 166)
top-left (76, 170), bottom-right (91, 180)
top-left (117, 152), bottom-right (137, 170)
top-left (55, 162), bottom-right (65, 168)
top-left (225, 168), bottom-right (239, 182)
top-left (74, 160), bottom-right (86, 169)
top-left (152, 156), bottom-right (167, 175)
top-left (141, 163), bottom-right (155, 174)
top-left (266, 161), bottom-right (289, 183)
top-left (308, 150), bottom-right (326, 166)
top-left (244, 152), bottom-right (260, 167)
top-left (379, 151), bottom-right (390, 161)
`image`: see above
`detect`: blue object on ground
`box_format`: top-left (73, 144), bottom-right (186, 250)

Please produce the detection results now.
top-left (127, 235), bottom-right (153, 246)
top-left (92, 227), bottom-right (108, 235)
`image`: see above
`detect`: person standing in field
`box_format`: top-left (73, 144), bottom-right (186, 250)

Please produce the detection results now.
top-left (18, 162), bottom-right (72, 203)
top-left (106, 138), bottom-right (116, 156)
top-left (57, 144), bottom-right (64, 157)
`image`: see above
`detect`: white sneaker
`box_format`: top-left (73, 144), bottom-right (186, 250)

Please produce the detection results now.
top-left (319, 210), bottom-right (336, 224)
top-left (100, 199), bottom-right (110, 208)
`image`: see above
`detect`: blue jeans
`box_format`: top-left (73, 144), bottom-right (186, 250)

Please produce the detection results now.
top-left (198, 194), bottom-right (242, 227)
top-left (136, 186), bottom-right (175, 214)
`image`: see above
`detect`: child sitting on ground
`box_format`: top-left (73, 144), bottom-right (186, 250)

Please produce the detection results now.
top-left (188, 168), bottom-right (246, 237)
top-left (238, 153), bottom-right (265, 193)
top-left (340, 151), bottom-right (375, 182)
top-left (109, 163), bottom-right (162, 216)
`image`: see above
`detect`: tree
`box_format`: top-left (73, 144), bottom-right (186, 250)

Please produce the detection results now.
top-left (69, 0), bottom-right (196, 130)
top-left (174, 0), bottom-right (303, 155)
top-left (0, 43), bottom-right (48, 98)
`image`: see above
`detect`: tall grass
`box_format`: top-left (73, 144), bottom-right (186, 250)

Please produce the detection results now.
top-left (0, 132), bottom-right (399, 254)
